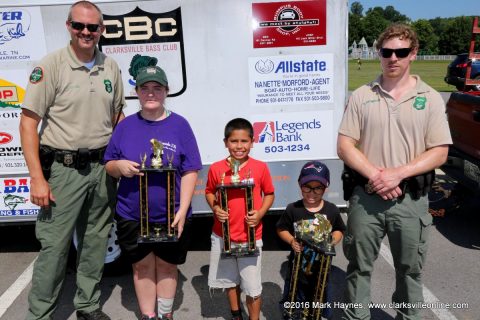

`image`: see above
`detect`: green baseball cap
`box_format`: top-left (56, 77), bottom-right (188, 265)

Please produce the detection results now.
top-left (135, 66), bottom-right (168, 87)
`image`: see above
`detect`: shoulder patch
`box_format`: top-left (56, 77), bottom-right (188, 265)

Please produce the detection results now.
top-left (413, 97), bottom-right (426, 110)
top-left (29, 67), bottom-right (44, 84)
top-left (104, 79), bottom-right (112, 93)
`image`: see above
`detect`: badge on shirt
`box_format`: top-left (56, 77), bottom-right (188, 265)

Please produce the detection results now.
top-left (413, 97), bottom-right (426, 110)
top-left (104, 79), bottom-right (112, 93)
top-left (29, 67), bottom-right (44, 84)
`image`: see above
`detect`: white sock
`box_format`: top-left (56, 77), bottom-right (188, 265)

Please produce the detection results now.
top-left (157, 297), bottom-right (174, 315)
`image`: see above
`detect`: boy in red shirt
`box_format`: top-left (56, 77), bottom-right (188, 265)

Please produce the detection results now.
top-left (205, 118), bottom-right (275, 320)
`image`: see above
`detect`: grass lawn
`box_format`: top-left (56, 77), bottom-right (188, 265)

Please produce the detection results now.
top-left (348, 59), bottom-right (457, 92)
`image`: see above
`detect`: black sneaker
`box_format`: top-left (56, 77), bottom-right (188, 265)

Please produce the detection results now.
top-left (76, 309), bottom-right (111, 320)
top-left (158, 313), bottom-right (173, 320)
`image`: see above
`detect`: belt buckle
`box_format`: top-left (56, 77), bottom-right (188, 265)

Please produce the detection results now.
top-left (63, 153), bottom-right (74, 166)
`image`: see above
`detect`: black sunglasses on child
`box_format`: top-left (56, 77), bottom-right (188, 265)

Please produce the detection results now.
top-left (379, 47), bottom-right (412, 59)
top-left (70, 21), bottom-right (101, 32)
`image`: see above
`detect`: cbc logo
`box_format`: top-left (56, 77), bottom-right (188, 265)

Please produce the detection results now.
top-left (102, 16), bottom-right (177, 41)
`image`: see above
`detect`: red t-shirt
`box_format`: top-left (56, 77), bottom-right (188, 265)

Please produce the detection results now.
top-left (205, 157), bottom-right (275, 242)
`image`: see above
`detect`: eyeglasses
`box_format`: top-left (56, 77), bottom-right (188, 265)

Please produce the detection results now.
top-left (70, 21), bottom-right (101, 33)
top-left (379, 47), bottom-right (412, 59)
top-left (301, 185), bottom-right (325, 195)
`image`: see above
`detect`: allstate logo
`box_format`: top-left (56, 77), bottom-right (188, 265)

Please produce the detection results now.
top-left (253, 121), bottom-right (275, 143)
top-left (255, 60), bottom-right (275, 74)
top-left (0, 10), bottom-right (31, 45)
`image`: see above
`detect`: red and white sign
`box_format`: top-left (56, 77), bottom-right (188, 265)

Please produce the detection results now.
top-left (252, 0), bottom-right (326, 48)
top-left (0, 132), bottom-right (13, 144)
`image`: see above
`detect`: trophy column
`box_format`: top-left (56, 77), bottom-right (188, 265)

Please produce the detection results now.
top-left (245, 184), bottom-right (256, 252)
top-left (166, 169), bottom-right (176, 238)
top-left (217, 186), bottom-right (231, 254)
top-left (139, 170), bottom-right (149, 239)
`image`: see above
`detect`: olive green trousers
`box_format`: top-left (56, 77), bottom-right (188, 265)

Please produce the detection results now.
top-left (342, 186), bottom-right (431, 320)
top-left (26, 162), bottom-right (116, 320)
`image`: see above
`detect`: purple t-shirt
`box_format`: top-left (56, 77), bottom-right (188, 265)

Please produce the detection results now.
top-left (104, 111), bottom-right (202, 223)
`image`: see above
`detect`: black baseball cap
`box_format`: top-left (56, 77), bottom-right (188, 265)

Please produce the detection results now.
top-left (298, 160), bottom-right (330, 187)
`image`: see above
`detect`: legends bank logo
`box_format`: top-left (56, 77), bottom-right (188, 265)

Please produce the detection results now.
top-left (0, 10), bottom-right (31, 45)
top-left (254, 119), bottom-right (321, 143)
top-left (253, 122), bottom-right (275, 143)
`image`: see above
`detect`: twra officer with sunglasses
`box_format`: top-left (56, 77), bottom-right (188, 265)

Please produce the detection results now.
top-left (276, 161), bottom-right (345, 320)
top-left (337, 24), bottom-right (451, 320)
top-left (20, 1), bottom-right (124, 319)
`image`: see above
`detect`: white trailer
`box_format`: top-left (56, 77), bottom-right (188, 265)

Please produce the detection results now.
top-left (0, 0), bottom-right (348, 224)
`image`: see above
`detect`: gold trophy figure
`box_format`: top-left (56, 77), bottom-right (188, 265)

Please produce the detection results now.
top-left (229, 157), bottom-right (241, 184)
top-left (140, 153), bottom-right (147, 169)
top-left (150, 138), bottom-right (163, 168)
top-left (216, 158), bottom-right (258, 258)
top-left (138, 138), bottom-right (177, 243)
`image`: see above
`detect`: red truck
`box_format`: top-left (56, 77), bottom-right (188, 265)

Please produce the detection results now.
top-left (445, 91), bottom-right (480, 189)
top-left (443, 17), bottom-right (480, 190)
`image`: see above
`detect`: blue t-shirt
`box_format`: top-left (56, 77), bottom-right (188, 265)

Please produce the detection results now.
top-left (104, 111), bottom-right (202, 223)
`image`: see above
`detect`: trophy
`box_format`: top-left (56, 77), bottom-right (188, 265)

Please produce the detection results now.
top-left (284, 214), bottom-right (335, 320)
top-left (138, 138), bottom-right (177, 243)
top-left (216, 157), bottom-right (258, 258)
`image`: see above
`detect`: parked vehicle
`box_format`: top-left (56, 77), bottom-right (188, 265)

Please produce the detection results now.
top-left (444, 53), bottom-right (480, 91)
top-left (443, 17), bottom-right (480, 190)
top-left (444, 91), bottom-right (480, 189)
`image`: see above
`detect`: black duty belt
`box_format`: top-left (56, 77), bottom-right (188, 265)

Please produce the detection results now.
top-left (52, 147), bottom-right (106, 167)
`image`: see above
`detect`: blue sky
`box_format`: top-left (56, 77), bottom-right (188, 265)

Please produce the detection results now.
top-left (353, 0), bottom-right (480, 21)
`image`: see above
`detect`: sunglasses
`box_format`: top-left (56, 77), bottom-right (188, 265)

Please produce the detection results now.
top-left (70, 21), bottom-right (101, 32)
top-left (379, 47), bottom-right (412, 58)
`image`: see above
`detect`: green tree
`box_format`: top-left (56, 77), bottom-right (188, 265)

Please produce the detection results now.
top-left (349, 13), bottom-right (363, 46)
top-left (383, 5), bottom-right (409, 23)
top-left (438, 17), bottom-right (474, 54)
top-left (362, 9), bottom-right (389, 45)
top-left (413, 19), bottom-right (439, 54)
top-left (350, 1), bottom-right (363, 16)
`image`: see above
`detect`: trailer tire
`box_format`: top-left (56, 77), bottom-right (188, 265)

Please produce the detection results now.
top-left (72, 220), bottom-right (122, 264)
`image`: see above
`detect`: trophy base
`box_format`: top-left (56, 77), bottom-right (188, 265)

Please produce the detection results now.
top-left (138, 224), bottom-right (178, 243)
top-left (138, 233), bottom-right (178, 243)
top-left (282, 308), bottom-right (318, 320)
top-left (221, 243), bottom-right (259, 258)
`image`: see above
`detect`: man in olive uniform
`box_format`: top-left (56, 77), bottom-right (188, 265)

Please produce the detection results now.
top-left (337, 24), bottom-right (452, 320)
top-left (20, 1), bottom-right (124, 319)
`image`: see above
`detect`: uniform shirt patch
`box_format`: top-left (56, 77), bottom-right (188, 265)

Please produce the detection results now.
top-left (29, 67), bottom-right (44, 84)
top-left (413, 97), bottom-right (426, 110)
top-left (104, 79), bottom-right (112, 93)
